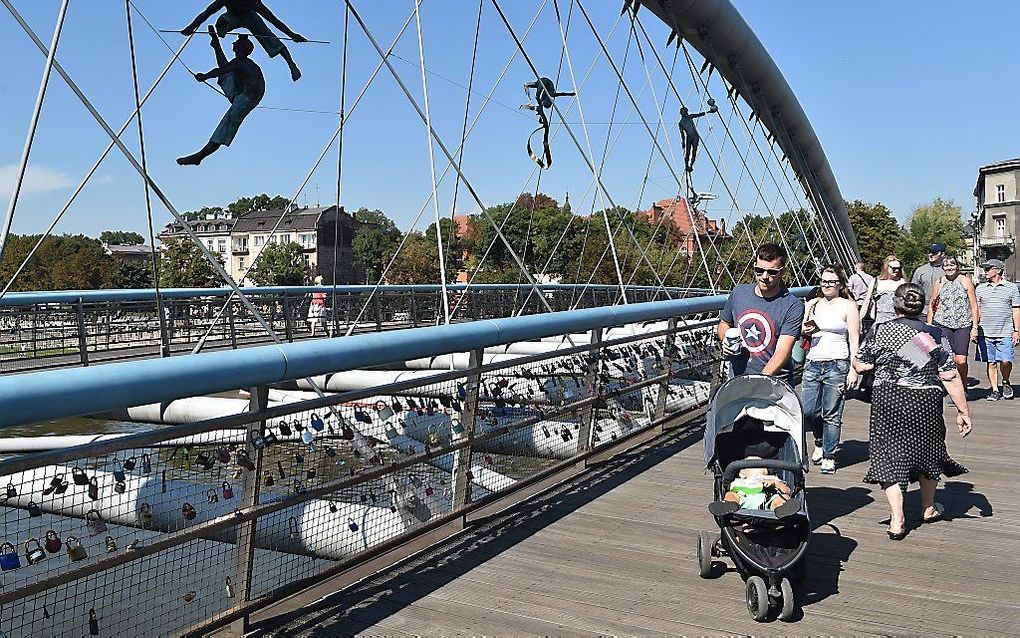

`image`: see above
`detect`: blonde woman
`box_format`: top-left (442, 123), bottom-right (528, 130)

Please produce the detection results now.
top-left (307, 274), bottom-right (327, 337)
top-left (861, 256), bottom-right (905, 328)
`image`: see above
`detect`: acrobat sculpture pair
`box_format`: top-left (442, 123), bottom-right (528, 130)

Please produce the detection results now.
top-left (177, 0), bottom-right (305, 167)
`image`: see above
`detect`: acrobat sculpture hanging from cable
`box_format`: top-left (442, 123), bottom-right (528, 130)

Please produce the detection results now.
top-left (181, 0), bottom-right (306, 81)
top-left (177, 28), bottom-right (265, 166)
top-left (678, 98), bottom-right (717, 174)
top-left (521, 77), bottom-right (574, 169)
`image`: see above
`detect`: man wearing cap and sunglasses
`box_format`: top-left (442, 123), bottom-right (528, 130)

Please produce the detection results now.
top-left (718, 243), bottom-right (805, 378)
top-left (974, 259), bottom-right (1020, 400)
top-left (912, 243), bottom-right (947, 316)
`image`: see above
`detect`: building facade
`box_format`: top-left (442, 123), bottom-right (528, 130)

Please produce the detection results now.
top-left (639, 197), bottom-right (728, 259)
top-left (158, 212), bottom-right (236, 272)
top-left (974, 159), bottom-right (1019, 280)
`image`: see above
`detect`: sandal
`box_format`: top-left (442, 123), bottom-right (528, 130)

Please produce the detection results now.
top-left (708, 501), bottom-right (739, 517)
top-left (921, 503), bottom-right (945, 524)
top-left (887, 527), bottom-right (907, 540)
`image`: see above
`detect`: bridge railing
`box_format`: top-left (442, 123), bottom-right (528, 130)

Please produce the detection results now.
top-left (0, 285), bottom-right (716, 374)
top-left (0, 294), bottom-right (740, 637)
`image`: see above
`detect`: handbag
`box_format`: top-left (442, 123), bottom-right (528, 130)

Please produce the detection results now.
top-left (792, 299), bottom-right (819, 364)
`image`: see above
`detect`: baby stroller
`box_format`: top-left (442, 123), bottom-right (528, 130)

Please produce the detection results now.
top-left (699, 374), bottom-right (809, 621)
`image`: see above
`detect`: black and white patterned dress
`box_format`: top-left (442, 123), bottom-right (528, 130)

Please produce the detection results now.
top-left (856, 318), bottom-right (968, 485)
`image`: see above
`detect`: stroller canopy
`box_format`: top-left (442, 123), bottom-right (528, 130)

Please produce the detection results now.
top-left (704, 374), bottom-right (806, 470)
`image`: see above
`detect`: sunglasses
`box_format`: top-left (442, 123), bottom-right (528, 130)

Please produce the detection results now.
top-left (983, 266), bottom-right (999, 271)
top-left (753, 266), bottom-right (784, 276)
top-left (819, 279), bottom-right (840, 286)
top-left (889, 266), bottom-right (902, 271)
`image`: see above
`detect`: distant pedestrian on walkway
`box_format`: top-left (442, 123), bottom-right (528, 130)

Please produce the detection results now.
top-left (860, 256), bottom-right (905, 328)
top-left (928, 255), bottom-right (977, 402)
top-left (854, 283), bottom-right (971, 540)
top-left (912, 242), bottom-right (946, 316)
top-left (308, 274), bottom-right (327, 337)
top-left (974, 259), bottom-right (1020, 401)
top-left (801, 265), bottom-right (860, 475)
top-left (847, 261), bottom-right (874, 308)
top-left (718, 243), bottom-right (804, 378)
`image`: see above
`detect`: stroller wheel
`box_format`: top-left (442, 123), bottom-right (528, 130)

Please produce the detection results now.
top-left (745, 576), bottom-right (769, 622)
top-left (697, 531), bottom-right (714, 578)
top-left (778, 577), bottom-right (796, 621)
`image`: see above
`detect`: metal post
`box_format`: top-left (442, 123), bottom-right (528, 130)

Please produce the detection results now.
top-left (410, 290), bottom-right (419, 327)
top-left (373, 294), bottom-right (383, 332)
top-left (577, 327), bottom-right (603, 460)
top-left (75, 299), bottom-right (89, 366)
top-left (227, 302), bottom-right (237, 350)
top-left (653, 318), bottom-right (678, 427)
top-left (227, 385), bottom-right (268, 637)
top-left (157, 293), bottom-right (170, 357)
top-left (282, 293), bottom-right (293, 342)
top-left (451, 348), bottom-right (483, 519)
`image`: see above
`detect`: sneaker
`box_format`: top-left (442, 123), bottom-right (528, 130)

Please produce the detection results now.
top-left (811, 446), bottom-right (823, 465)
top-left (1003, 383), bottom-right (1014, 400)
top-left (820, 458), bottom-right (836, 474)
top-left (987, 391), bottom-right (1002, 402)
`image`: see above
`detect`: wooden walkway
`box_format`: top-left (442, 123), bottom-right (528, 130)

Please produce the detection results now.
top-left (262, 385), bottom-right (1018, 636)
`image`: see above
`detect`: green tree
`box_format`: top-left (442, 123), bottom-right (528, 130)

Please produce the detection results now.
top-left (846, 199), bottom-right (903, 274)
top-left (0, 234), bottom-right (119, 291)
top-left (158, 238), bottom-right (224, 288)
top-left (388, 232), bottom-right (438, 284)
top-left (116, 259), bottom-right (154, 289)
top-left (352, 207), bottom-right (401, 283)
top-left (246, 242), bottom-right (308, 286)
top-left (227, 194), bottom-right (291, 217)
top-left (896, 197), bottom-right (966, 275)
top-left (100, 230), bottom-right (145, 245)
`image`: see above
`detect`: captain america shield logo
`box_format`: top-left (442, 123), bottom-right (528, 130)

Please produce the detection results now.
top-left (736, 310), bottom-right (776, 355)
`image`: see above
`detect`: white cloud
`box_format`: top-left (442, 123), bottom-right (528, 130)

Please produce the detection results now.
top-left (0, 164), bottom-right (74, 198)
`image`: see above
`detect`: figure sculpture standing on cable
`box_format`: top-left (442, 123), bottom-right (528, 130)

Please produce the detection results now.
top-left (181, 0), bottom-right (306, 81)
top-left (177, 28), bottom-right (265, 166)
top-left (678, 98), bottom-right (718, 174)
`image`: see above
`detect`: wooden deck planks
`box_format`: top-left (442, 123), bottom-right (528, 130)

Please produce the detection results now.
top-left (269, 386), bottom-right (1020, 637)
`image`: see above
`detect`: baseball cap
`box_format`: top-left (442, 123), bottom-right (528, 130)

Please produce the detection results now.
top-left (981, 258), bottom-right (1005, 269)
top-left (928, 243), bottom-right (946, 253)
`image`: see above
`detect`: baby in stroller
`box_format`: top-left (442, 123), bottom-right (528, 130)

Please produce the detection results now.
top-left (710, 455), bottom-right (797, 518)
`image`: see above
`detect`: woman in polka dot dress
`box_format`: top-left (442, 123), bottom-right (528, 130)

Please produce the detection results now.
top-left (853, 283), bottom-right (972, 540)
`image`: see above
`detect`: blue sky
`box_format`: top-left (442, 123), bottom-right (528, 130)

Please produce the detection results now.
top-left (1, 1), bottom-right (1017, 240)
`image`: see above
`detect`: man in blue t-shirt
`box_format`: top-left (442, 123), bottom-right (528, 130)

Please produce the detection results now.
top-left (718, 243), bottom-right (805, 376)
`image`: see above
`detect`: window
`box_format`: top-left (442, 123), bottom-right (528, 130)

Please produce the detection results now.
top-left (238, 257), bottom-right (245, 270)
top-left (302, 254), bottom-right (311, 265)
top-left (278, 234), bottom-right (291, 245)
top-left (300, 233), bottom-right (316, 249)
top-left (253, 235), bottom-right (265, 247)
top-left (217, 239), bottom-right (227, 254)
top-left (233, 237), bottom-right (248, 252)
top-left (996, 217), bottom-right (1006, 238)
top-left (206, 240), bottom-right (214, 250)
top-left (997, 184), bottom-right (1006, 203)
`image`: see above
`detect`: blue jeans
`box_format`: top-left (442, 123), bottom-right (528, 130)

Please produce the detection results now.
top-left (801, 359), bottom-right (850, 459)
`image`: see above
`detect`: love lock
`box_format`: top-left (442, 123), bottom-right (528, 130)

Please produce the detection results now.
top-left (288, 517), bottom-right (299, 539)
top-left (294, 452), bottom-right (304, 465)
top-left (279, 421), bottom-right (293, 437)
top-left (25, 538), bottom-right (46, 565)
top-left (222, 481), bottom-right (234, 500)
top-left (306, 468), bottom-right (316, 480)
top-left (225, 577), bottom-right (235, 598)
top-left (182, 502), bottom-right (197, 521)
top-left (277, 460), bottom-right (287, 479)
top-left (5, 483), bottom-right (16, 499)
top-left (236, 450), bottom-right (256, 471)
top-left (88, 608), bottom-right (99, 636)
top-left (141, 453), bottom-right (152, 474)
top-left (112, 461), bottom-right (126, 482)
top-left (264, 429), bottom-right (278, 446)
top-left (86, 509), bottom-right (108, 536)
top-left (139, 502), bottom-right (153, 524)
top-left (451, 418), bottom-right (465, 435)
top-left (66, 536), bottom-right (88, 562)
top-left (216, 447), bottom-right (231, 464)
top-left (0, 542), bottom-right (20, 571)
top-left (72, 466), bottom-right (90, 486)
top-left (182, 591), bottom-right (197, 603)
top-left (427, 424), bottom-right (441, 447)
top-left (44, 530), bottom-right (62, 554)
top-left (292, 480), bottom-right (305, 495)
top-left (207, 488), bottom-right (219, 504)
top-left (347, 517), bottom-right (359, 532)
top-left (301, 429), bottom-right (315, 445)
top-left (311, 413), bottom-right (325, 431)
top-left (354, 410), bottom-right (372, 424)
top-left (114, 481), bottom-right (127, 495)
top-left (250, 429), bottom-right (266, 450)
top-left (341, 421), bottom-right (355, 441)
top-left (123, 456), bottom-right (137, 472)
top-left (105, 536), bottom-right (117, 553)
top-left (325, 446), bottom-right (336, 458)
top-left (375, 402), bottom-right (394, 421)
top-left (328, 502), bottom-right (338, 513)
top-left (264, 473), bottom-right (275, 487)
top-left (27, 501), bottom-right (42, 517)
top-left (424, 485), bottom-right (434, 496)
top-left (195, 450), bottom-right (214, 471)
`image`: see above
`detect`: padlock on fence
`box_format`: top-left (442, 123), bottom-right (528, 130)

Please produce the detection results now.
top-left (301, 430), bottom-right (315, 445)
top-left (112, 461), bottom-right (126, 483)
top-left (375, 402), bottom-right (394, 422)
top-left (105, 536), bottom-right (117, 553)
top-left (114, 481), bottom-right (127, 495)
top-left (311, 413), bottom-right (324, 431)
top-left (24, 538), bottom-right (46, 565)
top-left (222, 481), bottom-right (234, 500)
top-left (196, 450), bottom-right (215, 471)
top-left (279, 421), bottom-right (293, 437)
top-left (236, 450), bottom-right (256, 471)
top-left (88, 477), bottom-right (100, 501)
top-left (288, 516), bottom-right (299, 539)
top-left (306, 468), bottom-right (316, 480)
top-left (72, 466), bottom-right (90, 486)
top-left (66, 536), bottom-right (88, 562)
top-left (44, 530), bottom-right (62, 554)
top-left (141, 453), bottom-right (152, 474)
top-left (139, 502), bottom-right (153, 524)
top-left (264, 473), bottom-right (275, 487)
top-left (0, 542), bottom-right (20, 571)
top-left (88, 608), bottom-right (99, 636)
top-left (207, 488), bottom-right (219, 504)
top-left (86, 509), bottom-right (108, 536)
top-left (182, 502), bottom-right (197, 521)
top-left (123, 456), bottom-right (137, 472)
top-left (6, 483), bottom-right (16, 499)
top-left (264, 429), bottom-right (278, 446)
top-left (225, 576), bottom-right (235, 598)
top-left (27, 501), bottom-right (42, 517)
top-left (347, 518), bottom-right (359, 532)
top-left (250, 429), bottom-right (266, 450)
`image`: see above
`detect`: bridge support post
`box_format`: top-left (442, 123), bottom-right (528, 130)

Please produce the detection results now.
top-left (157, 292), bottom-right (171, 358)
top-left (227, 384), bottom-right (268, 637)
top-left (75, 298), bottom-right (89, 366)
top-left (227, 302), bottom-right (237, 350)
top-left (373, 294), bottom-right (383, 332)
top-left (451, 348), bottom-right (483, 522)
top-left (653, 318), bottom-right (678, 429)
top-left (282, 292), bottom-right (294, 342)
top-left (578, 327), bottom-right (603, 464)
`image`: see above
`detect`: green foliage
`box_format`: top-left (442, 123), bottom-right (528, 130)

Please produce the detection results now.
top-left (846, 199), bottom-right (904, 274)
top-left (896, 197), bottom-right (966, 274)
top-left (388, 232), bottom-right (445, 284)
top-left (117, 259), bottom-right (154, 289)
top-left (0, 234), bottom-right (119, 292)
top-left (182, 194), bottom-right (291, 220)
top-left (158, 238), bottom-right (224, 288)
top-left (352, 207), bottom-right (401, 283)
top-left (246, 242), bottom-right (309, 286)
top-left (100, 230), bottom-right (145, 245)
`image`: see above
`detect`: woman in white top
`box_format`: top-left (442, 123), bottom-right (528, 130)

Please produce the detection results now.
top-left (801, 264), bottom-right (861, 474)
top-left (861, 256), bottom-right (905, 327)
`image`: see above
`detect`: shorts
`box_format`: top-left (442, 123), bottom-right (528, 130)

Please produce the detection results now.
top-left (935, 324), bottom-right (971, 357)
top-left (976, 335), bottom-right (1015, 362)
top-left (216, 9), bottom-right (286, 57)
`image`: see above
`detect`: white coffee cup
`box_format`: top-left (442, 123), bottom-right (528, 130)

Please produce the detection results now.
top-left (724, 327), bottom-right (742, 353)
